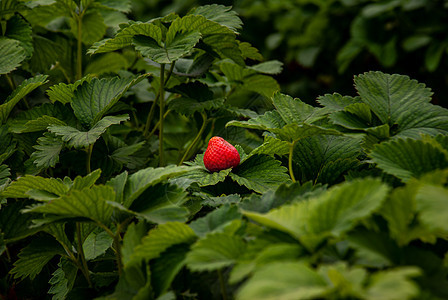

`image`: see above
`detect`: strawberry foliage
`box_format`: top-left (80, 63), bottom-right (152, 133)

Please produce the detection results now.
top-left (1, 2), bottom-right (448, 299)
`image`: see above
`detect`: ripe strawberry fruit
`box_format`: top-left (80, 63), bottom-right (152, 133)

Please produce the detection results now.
top-left (203, 136), bottom-right (240, 172)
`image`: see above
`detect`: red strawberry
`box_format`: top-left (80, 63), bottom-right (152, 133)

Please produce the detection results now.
top-left (203, 136), bottom-right (240, 172)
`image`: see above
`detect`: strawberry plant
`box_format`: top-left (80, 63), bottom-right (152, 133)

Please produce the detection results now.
top-left (1, 2), bottom-right (448, 300)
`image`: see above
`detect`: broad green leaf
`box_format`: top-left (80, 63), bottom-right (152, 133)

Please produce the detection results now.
top-left (415, 184), bottom-right (448, 233)
top-left (88, 22), bottom-right (163, 54)
top-left (354, 71), bottom-right (432, 125)
top-left (239, 41), bottom-right (263, 61)
top-left (48, 258), bottom-right (78, 300)
top-left (70, 11), bottom-right (106, 45)
top-left (44, 223), bottom-right (72, 252)
top-left (134, 29), bottom-right (201, 63)
top-left (227, 110), bottom-right (285, 130)
top-left (48, 114), bottom-right (130, 148)
top-left (151, 244), bottom-right (189, 297)
top-left (293, 135), bottom-right (362, 183)
top-left (121, 221), bottom-right (148, 266)
top-left (166, 14), bottom-right (243, 65)
top-left (72, 169), bottom-right (102, 190)
top-left (23, 185), bottom-right (116, 225)
top-left (30, 133), bottom-right (64, 169)
top-left (123, 165), bottom-right (191, 208)
top-left (240, 181), bottom-right (326, 213)
top-left (249, 60), bottom-right (283, 75)
top-left (365, 267), bottom-right (421, 300)
top-left (10, 237), bottom-right (65, 280)
top-left (106, 171), bottom-right (128, 204)
top-left (0, 38), bottom-right (26, 74)
top-left (317, 93), bottom-right (362, 111)
top-left (0, 164), bottom-right (11, 187)
top-left (189, 205), bottom-right (241, 237)
top-left (168, 82), bottom-right (224, 115)
top-left (6, 15), bottom-right (33, 58)
top-left (244, 178), bottom-right (389, 250)
top-left (271, 123), bottom-right (341, 143)
top-left (236, 262), bottom-right (328, 300)
top-left (128, 183), bottom-right (189, 224)
top-left (0, 201), bottom-right (42, 243)
top-left (84, 52), bottom-right (128, 75)
top-left (370, 137), bottom-right (448, 182)
top-left (71, 75), bottom-right (148, 126)
top-left (83, 230), bottom-right (114, 260)
top-left (185, 232), bottom-right (246, 271)
top-left (2, 175), bottom-right (68, 198)
top-left (177, 157), bottom-right (232, 187)
top-left (0, 74), bottom-right (49, 123)
top-left (188, 4), bottom-right (242, 33)
top-left (347, 230), bottom-right (400, 268)
top-left (249, 135), bottom-right (290, 158)
top-left (273, 92), bottom-right (327, 124)
top-left (27, 35), bottom-right (61, 73)
top-left (46, 76), bottom-right (93, 104)
top-left (317, 263), bottom-right (366, 299)
top-left (230, 155), bottom-right (290, 193)
top-left (128, 222), bottom-right (197, 267)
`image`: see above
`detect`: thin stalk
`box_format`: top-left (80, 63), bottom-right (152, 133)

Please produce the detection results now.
top-left (76, 223), bottom-right (92, 287)
top-left (86, 144), bottom-right (93, 174)
top-left (289, 141), bottom-right (296, 183)
top-left (178, 112), bottom-right (207, 165)
top-left (113, 228), bottom-right (123, 275)
top-left (143, 62), bottom-right (175, 138)
top-left (158, 63), bottom-right (166, 167)
top-left (76, 12), bottom-right (84, 80)
top-left (148, 109), bottom-right (171, 139)
top-left (217, 269), bottom-right (228, 300)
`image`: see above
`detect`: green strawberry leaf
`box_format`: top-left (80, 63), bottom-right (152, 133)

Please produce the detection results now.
top-left (0, 38), bottom-right (26, 74)
top-left (48, 258), bottom-right (78, 300)
top-left (48, 114), bottom-right (130, 149)
top-left (188, 4), bottom-right (242, 33)
top-left (2, 175), bottom-right (69, 199)
top-left (185, 232), bottom-right (246, 272)
top-left (317, 93), bottom-right (362, 111)
top-left (248, 60), bottom-right (283, 75)
top-left (127, 221), bottom-right (197, 267)
top-left (71, 75), bottom-right (149, 126)
top-left (10, 236), bottom-right (65, 280)
top-left (0, 201), bottom-right (42, 243)
top-left (273, 92), bottom-right (327, 124)
top-left (84, 52), bottom-right (129, 76)
top-left (30, 133), bottom-right (64, 169)
top-left (370, 137), bottom-right (448, 182)
top-left (69, 11), bottom-right (106, 45)
top-left (46, 76), bottom-right (93, 104)
top-left (230, 155), bottom-right (291, 193)
top-left (83, 230), bottom-right (114, 261)
top-left (0, 74), bottom-right (49, 123)
top-left (189, 204), bottom-right (242, 237)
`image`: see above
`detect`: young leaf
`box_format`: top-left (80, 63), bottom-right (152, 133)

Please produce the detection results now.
top-left (370, 137), bottom-right (448, 182)
top-left (123, 165), bottom-right (191, 208)
top-left (185, 232), bottom-right (246, 272)
top-left (0, 74), bottom-right (49, 123)
top-left (0, 38), bottom-right (26, 74)
top-left (23, 185), bottom-right (116, 225)
top-left (2, 175), bottom-right (69, 199)
top-left (354, 71), bottom-right (432, 125)
top-left (248, 60), bottom-right (283, 75)
top-left (48, 114), bottom-right (130, 149)
top-left (30, 133), bottom-right (64, 169)
top-left (88, 22), bottom-right (163, 54)
top-left (48, 258), bottom-right (78, 300)
top-left (188, 4), bottom-right (243, 33)
top-left (133, 29), bottom-right (201, 64)
top-left (71, 75), bottom-right (148, 126)
top-left (236, 262), bottom-right (328, 300)
top-left (230, 155), bottom-right (290, 193)
top-left (244, 178), bottom-right (389, 250)
top-left (128, 222), bottom-right (197, 267)
top-left (83, 230), bottom-right (114, 260)
top-left (10, 237), bottom-right (65, 280)
top-left (189, 204), bottom-right (242, 237)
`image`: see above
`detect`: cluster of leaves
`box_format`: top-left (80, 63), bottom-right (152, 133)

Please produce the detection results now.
top-left (2, 2), bottom-right (448, 300)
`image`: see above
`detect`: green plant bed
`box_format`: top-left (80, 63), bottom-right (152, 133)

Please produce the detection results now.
top-left (1, 2), bottom-right (448, 299)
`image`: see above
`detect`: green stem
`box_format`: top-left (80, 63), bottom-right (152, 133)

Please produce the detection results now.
top-left (76, 223), bottom-right (92, 287)
top-left (76, 12), bottom-right (84, 80)
top-left (158, 63), bottom-right (166, 167)
top-left (143, 63), bottom-right (175, 138)
top-left (147, 109), bottom-right (170, 140)
top-left (289, 141), bottom-right (296, 183)
top-left (178, 112), bottom-right (207, 165)
top-left (113, 228), bottom-right (123, 275)
top-left (86, 144), bottom-right (93, 174)
top-left (218, 269), bottom-right (228, 300)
